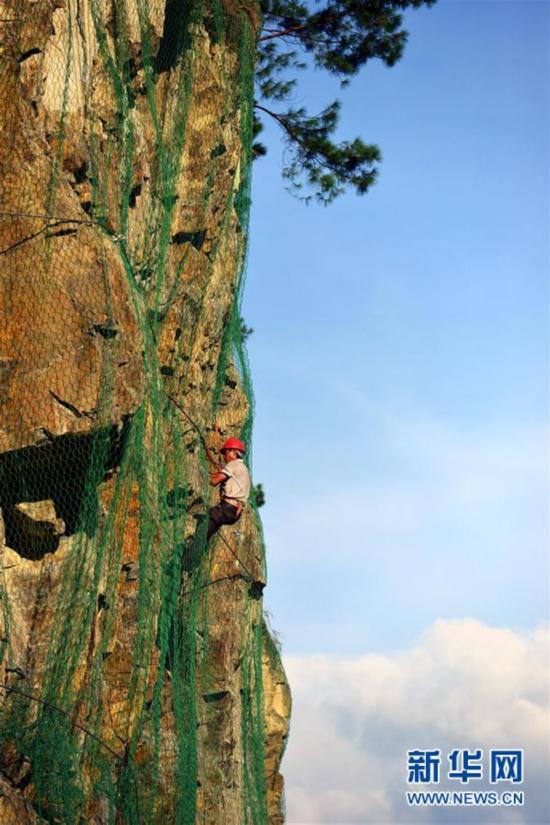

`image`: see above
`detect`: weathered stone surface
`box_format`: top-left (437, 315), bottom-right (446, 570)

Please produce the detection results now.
top-left (0, 772), bottom-right (46, 825)
top-left (263, 629), bottom-right (292, 825)
top-left (0, 0), bottom-right (289, 822)
top-left (3, 500), bottom-right (65, 559)
top-left (0, 5), bottom-right (145, 451)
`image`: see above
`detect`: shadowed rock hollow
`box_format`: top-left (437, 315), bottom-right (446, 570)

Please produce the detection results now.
top-left (0, 1), bottom-right (290, 822)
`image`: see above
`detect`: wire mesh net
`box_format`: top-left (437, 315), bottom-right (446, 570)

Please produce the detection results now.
top-left (0, 1), bottom-right (276, 822)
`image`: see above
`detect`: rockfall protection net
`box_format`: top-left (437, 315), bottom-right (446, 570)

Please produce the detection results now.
top-left (0, 1), bottom-right (272, 822)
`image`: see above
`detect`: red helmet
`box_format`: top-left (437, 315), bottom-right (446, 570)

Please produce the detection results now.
top-left (221, 437), bottom-right (246, 454)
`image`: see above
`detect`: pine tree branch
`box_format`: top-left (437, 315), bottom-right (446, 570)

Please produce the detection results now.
top-left (254, 102), bottom-right (362, 180)
top-left (254, 103), bottom-right (300, 142)
top-left (260, 21), bottom-right (313, 41)
top-left (259, 10), bottom-right (344, 42)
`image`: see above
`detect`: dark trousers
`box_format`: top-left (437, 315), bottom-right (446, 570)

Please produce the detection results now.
top-left (207, 500), bottom-right (241, 540)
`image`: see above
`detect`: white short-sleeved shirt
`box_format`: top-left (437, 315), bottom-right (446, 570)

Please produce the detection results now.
top-left (221, 459), bottom-right (251, 502)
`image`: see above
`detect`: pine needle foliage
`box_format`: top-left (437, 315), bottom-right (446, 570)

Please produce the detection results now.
top-left (255, 0), bottom-right (437, 203)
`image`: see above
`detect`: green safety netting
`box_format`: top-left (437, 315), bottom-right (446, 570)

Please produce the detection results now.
top-left (0, 1), bottom-right (274, 822)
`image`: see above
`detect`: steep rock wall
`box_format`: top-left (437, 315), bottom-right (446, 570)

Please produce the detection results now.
top-left (0, 1), bottom-right (290, 822)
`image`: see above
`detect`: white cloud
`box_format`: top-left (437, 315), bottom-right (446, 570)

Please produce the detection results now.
top-left (282, 620), bottom-right (549, 824)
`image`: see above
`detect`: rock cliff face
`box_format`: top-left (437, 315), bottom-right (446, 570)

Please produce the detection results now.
top-left (0, 1), bottom-right (290, 822)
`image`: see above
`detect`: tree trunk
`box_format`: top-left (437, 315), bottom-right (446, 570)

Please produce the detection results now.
top-left (0, 1), bottom-right (290, 822)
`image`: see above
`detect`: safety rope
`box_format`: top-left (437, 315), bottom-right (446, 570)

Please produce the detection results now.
top-left (0, 209), bottom-right (99, 225)
top-left (165, 392), bottom-right (260, 585)
top-left (0, 683), bottom-right (124, 763)
top-left (166, 393), bottom-right (222, 469)
top-left (217, 525), bottom-right (255, 584)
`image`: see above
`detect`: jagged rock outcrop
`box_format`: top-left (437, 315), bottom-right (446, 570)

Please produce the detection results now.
top-left (0, 1), bottom-right (290, 822)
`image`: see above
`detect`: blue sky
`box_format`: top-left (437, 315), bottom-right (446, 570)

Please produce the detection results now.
top-left (240, 4), bottom-right (548, 820)
top-left (242, 0), bottom-right (548, 657)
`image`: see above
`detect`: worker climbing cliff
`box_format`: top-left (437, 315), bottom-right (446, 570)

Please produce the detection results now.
top-left (208, 437), bottom-right (251, 540)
